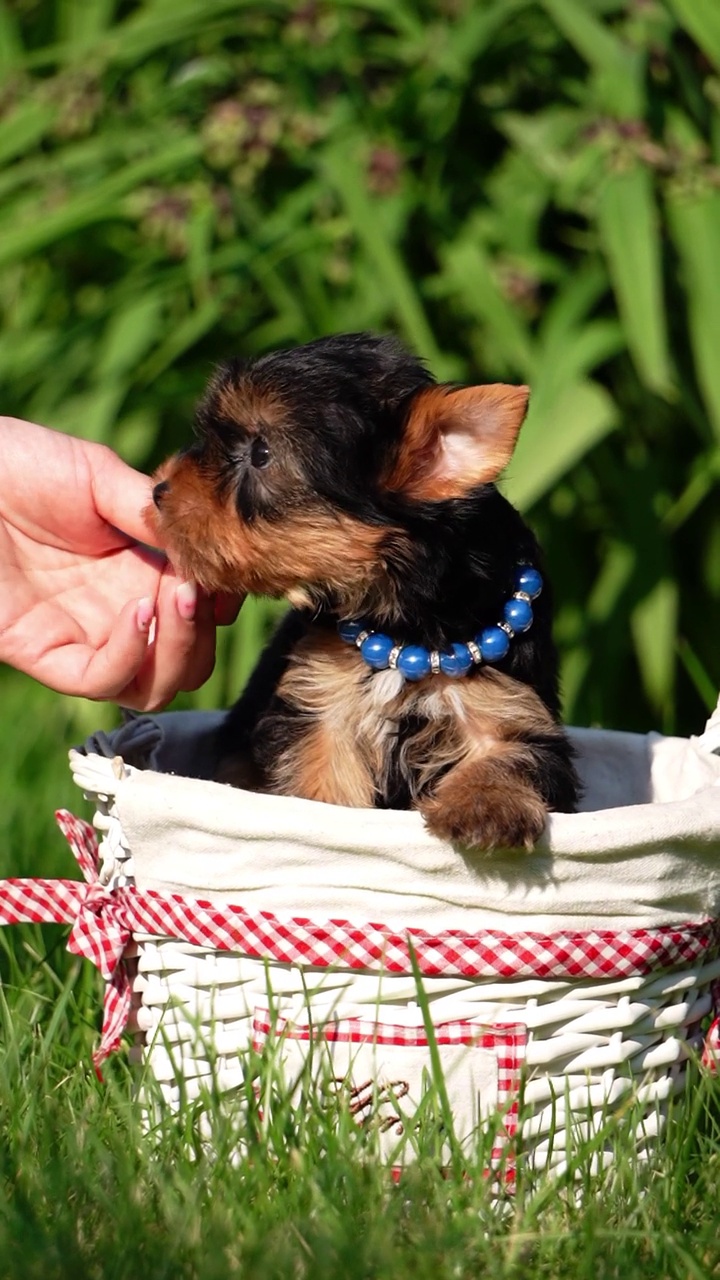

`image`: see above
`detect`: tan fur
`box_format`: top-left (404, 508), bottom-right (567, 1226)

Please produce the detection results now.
top-left (150, 455), bottom-right (399, 603)
top-left (274, 722), bottom-right (376, 808)
top-left (269, 633), bottom-right (386, 805)
top-left (259, 629), bottom-right (558, 848)
top-left (214, 380), bottom-right (285, 432)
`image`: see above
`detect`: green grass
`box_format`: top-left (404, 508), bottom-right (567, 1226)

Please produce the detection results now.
top-left (2, 947), bottom-right (720, 1279)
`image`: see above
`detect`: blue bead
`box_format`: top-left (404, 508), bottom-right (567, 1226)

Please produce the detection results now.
top-left (514, 566), bottom-right (542, 599)
top-left (439, 643), bottom-right (474, 678)
top-left (397, 645), bottom-right (432, 681)
top-left (478, 626), bottom-right (510, 662)
top-left (504, 597), bottom-right (533, 632)
top-left (360, 632), bottom-right (394, 670)
top-left (338, 619), bottom-right (364, 644)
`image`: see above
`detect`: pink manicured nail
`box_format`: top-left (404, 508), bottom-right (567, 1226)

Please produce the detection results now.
top-left (176, 580), bottom-right (198, 621)
top-left (136, 598), bottom-right (154, 633)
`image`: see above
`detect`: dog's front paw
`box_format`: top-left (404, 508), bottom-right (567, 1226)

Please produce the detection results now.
top-left (420, 785), bottom-right (547, 852)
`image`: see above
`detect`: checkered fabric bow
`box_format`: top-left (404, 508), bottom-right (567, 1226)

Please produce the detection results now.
top-left (58, 811), bottom-right (132, 983)
top-left (0, 810), bottom-right (134, 1074)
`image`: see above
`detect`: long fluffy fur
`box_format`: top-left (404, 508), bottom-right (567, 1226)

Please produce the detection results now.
top-left (151, 332), bottom-right (580, 850)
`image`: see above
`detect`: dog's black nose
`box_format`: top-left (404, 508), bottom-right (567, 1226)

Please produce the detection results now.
top-left (153, 480), bottom-right (170, 507)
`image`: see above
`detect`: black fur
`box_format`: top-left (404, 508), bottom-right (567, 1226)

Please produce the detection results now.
top-left (199, 333), bottom-right (579, 818)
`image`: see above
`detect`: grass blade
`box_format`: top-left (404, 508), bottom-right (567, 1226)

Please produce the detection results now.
top-left (630, 577), bottom-right (679, 724)
top-left (665, 0), bottom-right (720, 70)
top-left (0, 137), bottom-right (200, 269)
top-left (0, 0), bottom-right (22, 70)
top-left (408, 941), bottom-right (464, 1179)
top-left (505, 379), bottom-right (618, 511)
top-left (597, 165), bottom-right (673, 397)
top-left (540, 0), bottom-right (645, 115)
top-left (322, 140), bottom-right (445, 372)
top-left (667, 186), bottom-right (720, 443)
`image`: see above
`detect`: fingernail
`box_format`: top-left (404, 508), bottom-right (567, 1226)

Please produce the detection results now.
top-left (136, 598), bottom-right (154, 633)
top-left (176, 580), bottom-right (197, 622)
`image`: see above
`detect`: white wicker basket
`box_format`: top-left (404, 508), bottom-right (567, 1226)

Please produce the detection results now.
top-left (67, 706), bottom-right (720, 1175)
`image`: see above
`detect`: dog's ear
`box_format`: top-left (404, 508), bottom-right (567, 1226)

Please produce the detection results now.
top-left (384, 383), bottom-right (529, 501)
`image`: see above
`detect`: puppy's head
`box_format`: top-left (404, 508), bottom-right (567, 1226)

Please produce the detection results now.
top-left (150, 332), bottom-right (529, 618)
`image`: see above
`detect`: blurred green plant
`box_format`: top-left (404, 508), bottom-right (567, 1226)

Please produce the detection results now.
top-left (0, 0), bottom-right (719, 734)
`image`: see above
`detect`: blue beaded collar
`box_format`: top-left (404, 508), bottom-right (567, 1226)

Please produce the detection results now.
top-left (337, 564), bottom-right (542, 682)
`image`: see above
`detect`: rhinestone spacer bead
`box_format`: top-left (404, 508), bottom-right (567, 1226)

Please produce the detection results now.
top-left (388, 645), bottom-right (402, 670)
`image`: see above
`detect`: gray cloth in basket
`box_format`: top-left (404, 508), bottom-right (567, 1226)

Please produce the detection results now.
top-left (81, 710), bottom-right (227, 780)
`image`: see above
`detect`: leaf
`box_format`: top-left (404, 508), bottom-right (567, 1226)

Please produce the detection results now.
top-left (539, 0), bottom-right (645, 116)
top-left (440, 235), bottom-right (535, 377)
top-left (47, 385), bottom-right (127, 442)
top-left (321, 141), bottom-right (445, 372)
top-left (137, 298), bottom-right (222, 384)
top-left (0, 0), bottom-right (22, 71)
top-left (113, 408), bottom-right (160, 466)
top-left (536, 319), bottom-right (625, 407)
top-left (630, 578), bottom-right (678, 720)
top-left (56, 0), bottom-right (118, 50)
top-left (665, 0), bottom-right (720, 71)
top-left (666, 187), bottom-right (720, 443)
top-left (0, 99), bottom-right (56, 168)
top-left (587, 540), bottom-right (636, 624)
top-left (504, 379), bottom-right (618, 511)
top-left (497, 107), bottom-right (581, 183)
top-left (0, 137), bottom-right (200, 268)
top-left (677, 638), bottom-right (718, 713)
top-left (96, 295), bottom-right (164, 382)
top-left (596, 165), bottom-right (673, 398)
top-left (426, 0), bottom-right (526, 80)
top-left (23, 0), bottom-right (254, 70)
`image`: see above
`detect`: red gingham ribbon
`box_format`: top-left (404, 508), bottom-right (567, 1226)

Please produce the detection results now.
top-left (702, 1017), bottom-right (720, 1073)
top-left (252, 1010), bottom-right (526, 1167)
top-left (1, 808), bottom-right (720, 1072)
top-left (0, 812), bottom-right (134, 1071)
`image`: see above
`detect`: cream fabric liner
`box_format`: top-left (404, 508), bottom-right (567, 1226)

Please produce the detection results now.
top-left (110, 708), bottom-right (720, 935)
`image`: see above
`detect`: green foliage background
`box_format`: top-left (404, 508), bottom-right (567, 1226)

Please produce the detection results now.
top-left (2, 0), bottom-right (720, 737)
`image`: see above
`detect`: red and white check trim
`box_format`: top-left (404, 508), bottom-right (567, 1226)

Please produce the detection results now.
top-left (0, 808), bottom-right (719, 1069)
top-left (252, 1010), bottom-right (526, 1167)
top-left (702, 1016), bottom-right (720, 1073)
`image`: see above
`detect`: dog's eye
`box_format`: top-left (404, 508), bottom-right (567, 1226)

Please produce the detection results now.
top-left (250, 436), bottom-right (270, 469)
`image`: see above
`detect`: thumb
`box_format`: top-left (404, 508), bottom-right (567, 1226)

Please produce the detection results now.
top-left (90, 446), bottom-right (159, 546)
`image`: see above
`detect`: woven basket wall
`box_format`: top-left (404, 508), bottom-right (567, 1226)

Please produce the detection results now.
top-left (68, 708), bottom-right (720, 1176)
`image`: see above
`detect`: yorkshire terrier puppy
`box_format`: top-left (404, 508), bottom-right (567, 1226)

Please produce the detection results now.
top-left (151, 332), bottom-right (579, 850)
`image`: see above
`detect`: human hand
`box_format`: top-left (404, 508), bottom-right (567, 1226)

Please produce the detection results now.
top-left (0, 417), bottom-right (242, 709)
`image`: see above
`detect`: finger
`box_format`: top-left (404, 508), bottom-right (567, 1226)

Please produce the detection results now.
top-left (37, 596), bottom-right (156, 704)
top-left (119, 578), bottom-right (217, 710)
top-left (89, 446), bottom-right (158, 546)
top-left (174, 585), bottom-right (218, 692)
top-left (214, 592), bottom-right (245, 626)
